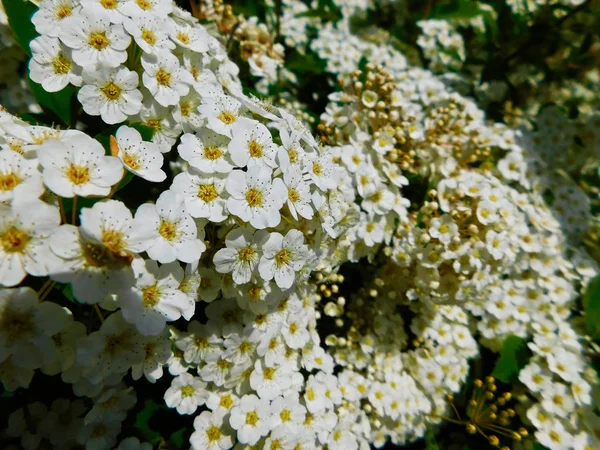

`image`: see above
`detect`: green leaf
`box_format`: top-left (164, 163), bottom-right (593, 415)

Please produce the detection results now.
top-left (169, 428), bottom-right (187, 449)
top-left (424, 424), bottom-right (440, 450)
top-left (56, 283), bottom-right (76, 304)
top-left (28, 81), bottom-right (77, 127)
top-left (135, 399), bottom-right (162, 445)
top-left (492, 335), bottom-right (530, 383)
top-left (286, 51), bottom-right (327, 74)
top-left (2, 0), bottom-right (38, 56)
top-left (583, 275), bottom-right (600, 340)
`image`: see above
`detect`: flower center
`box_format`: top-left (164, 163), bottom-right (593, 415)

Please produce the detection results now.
top-left (102, 81), bottom-right (122, 101)
top-left (366, 223), bottom-right (375, 232)
top-left (141, 29), bottom-right (156, 45)
top-left (280, 409), bottom-right (291, 422)
top-left (0, 227), bottom-right (30, 253)
top-left (206, 426), bottom-right (221, 442)
top-left (245, 411), bottom-right (259, 426)
top-left (263, 367), bottom-right (275, 380)
top-left (274, 249), bottom-right (291, 267)
top-left (220, 395), bottom-right (233, 408)
top-left (312, 162), bottom-right (323, 176)
top-left (181, 385), bottom-right (195, 398)
top-left (122, 152), bottom-right (142, 170)
top-left (238, 246), bottom-right (255, 262)
top-left (88, 31), bottom-right (110, 50)
top-left (156, 68), bottom-right (171, 86)
top-left (66, 164), bottom-right (90, 185)
top-left (218, 111), bottom-right (236, 125)
top-left (158, 220), bottom-right (178, 241)
top-left (177, 32), bottom-right (190, 44)
top-left (197, 184), bottom-right (218, 203)
top-left (136, 0), bottom-right (152, 10)
top-left (146, 119), bottom-right (161, 131)
top-left (100, 0), bottom-right (117, 8)
top-left (203, 145), bottom-right (223, 160)
top-left (248, 286), bottom-right (262, 299)
top-left (288, 188), bottom-right (300, 203)
top-left (101, 229), bottom-right (127, 254)
top-left (52, 52), bottom-right (71, 75)
top-left (142, 285), bottom-right (160, 307)
top-left (288, 148), bottom-right (298, 163)
top-left (289, 322), bottom-right (298, 334)
top-left (54, 2), bottom-right (72, 20)
top-left (180, 102), bottom-right (191, 117)
top-left (0, 172), bottom-right (22, 191)
top-left (248, 140), bottom-right (263, 158)
top-left (245, 188), bottom-right (264, 207)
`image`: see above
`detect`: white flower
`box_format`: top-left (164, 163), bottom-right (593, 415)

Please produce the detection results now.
top-left (37, 133), bottom-right (123, 198)
top-left (190, 410), bottom-right (234, 450)
top-left (170, 171), bottom-right (228, 222)
top-left (535, 419), bottom-right (572, 450)
top-left (281, 312), bottom-right (310, 349)
top-left (198, 96), bottom-right (246, 138)
top-left (133, 190), bottom-right (206, 264)
top-left (29, 36), bottom-right (82, 92)
top-left (80, 0), bottom-right (128, 24)
top-left (429, 214), bottom-right (458, 244)
top-left (79, 199), bottom-right (149, 256)
top-left (304, 152), bottom-right (337, 190)
top-left (120, 259), bottom-right (194, 335)
top-left (59, 12), bottom-right (130, 69)
top-left (175, 320), bottom-right (223, 364)
top-left (226, 166), bottom-right (285, 229)
top-left (258, 229), bottom-right (309, 289)
top-left (170, 21), bottom-right (210, 53)
top-left (228, 120), bottom-right (278, 168)
top-left (249, 359), bottom-right (292, 400)
top-left (78, 66), bottom-right (143, 124)
top-left (0, 150), bottom-right (44, 204)
top-left (164, 373), bottom-right (208, 415)
top-left (131, 330), bottom-right (172, 383)
top-left (123, 16), bottom-right (175, 54)
top-left (115, 125), bottom-right (166, 182)
top-left (213, 228), bottom-right (268, 285)
top-left (229, 394), bottom-right (271, 445)
top-left (0, 287), bottom-right (68, 370)
top-left (32, 0), bottom-right (80, 38)
top-left (178, 130), bottom-right (234, 174)
top-left (281, 167), bottom-right (313, 220)
top-left (0, 200), bottom-right (60, 287)
top-left (141, 52), bottom-right (193, 107)
top-left (120, 0), bottom-right (173, 18)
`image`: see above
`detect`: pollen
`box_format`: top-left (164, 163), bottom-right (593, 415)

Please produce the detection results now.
top-left (100, 0), bottom-right (117, 8)
top-left (141, 29), bottom-right (157, 45)
top-left (52, 52), bottom-right (71, 75)
top-left (101, 81), bottom-right (122, 101)
top-left (218, 111), bottom-right (237, 125)
top-left (88, 31), bottom-right (110, 51)
top-left (54, 2), bottom-right (72, 20)
top-left (280, 409), bottom-right (291, 422)
top-left (245, 411), bottom-right (259, 426)
top-left (142, 284), bottom-right (161, 307)
top-left (0, 172), bottom-right (22, 191)
top-left (306, 388), bottom-right (315, 401)
top-left (197, 184), bottom-right (218, 203)
top-left (289, 322), bottom-right (298, 334)
top-left (136, 0), bottom-right (152, 10)
top-left (263, 367), bottom-right (275, 380)
top-left (287, 148), bottom-right (298, 163)
top-left (66, 164), bottom-right (90, 185)
top-left (248, 140), bottom-right (264, 158)
top-left (180, 385), bottom-right (196, 398)
top-left (158, 220), bottom-right (178, 241)
top-left (219, 395), bottom-right (233, 409)
top-left (274, 249), bottom-right (291, 268)
top-left (203, 145), bottom-right (224, 160)
top-left (1, 227), bottom-right (30, 253)
top-left (237, 246), bottom-right (255, 262)
top-left (177, 32), bottom-right (190, 45)
top-left (122, 152), bottom-right (142, 170)
top-left (206, 426), bottom-right (221, 442)
top-left (101, 228), bottom-right (127, 254)
top-left (245, 188), bottom-right (264, 208)
top-left (156, 68), bottom-right (172, 86)
top-left (288, 188), bottom-right (300, 203)
top-left (312, 162), bottom-right (323, 176)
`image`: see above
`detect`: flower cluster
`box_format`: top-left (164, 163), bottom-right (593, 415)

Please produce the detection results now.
top-left (416, 20), bottom-right (465, 73)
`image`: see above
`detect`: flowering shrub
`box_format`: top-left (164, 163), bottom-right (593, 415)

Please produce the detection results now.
top-left (1, 1), bottom-right (600, 450)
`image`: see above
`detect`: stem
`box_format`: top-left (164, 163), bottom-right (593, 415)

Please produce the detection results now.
top-left (94, 304), bottom-right (105, 323)
top-left (39, 281), bottom-right (56, 302)
top-left (57, 197), bottom-right (67, 224)
top-left (37, 278), bottom-right (53, 298)
top-left (72, 195), bottom-right (78, 225)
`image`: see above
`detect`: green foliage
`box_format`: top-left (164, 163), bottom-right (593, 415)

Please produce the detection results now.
top-left (1, 0), bottom-right (37, 56)
top-left (425, 424), bottom-right (440, 450)
top-left (492, 335), bottom-right (531, 383)
top-left (583, 275), bottom-right (600, 340)
top-left (135, 399), bottom-right (163, 445)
